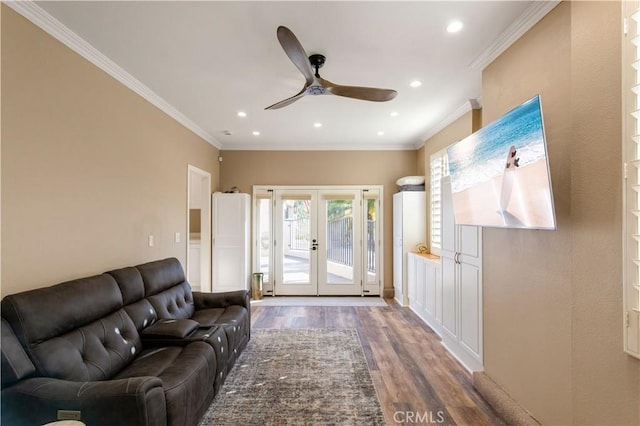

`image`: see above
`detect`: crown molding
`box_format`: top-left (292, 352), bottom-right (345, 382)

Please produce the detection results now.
top-left (468, 0), bottom-right (561, 71)
top-left (415, 98), bottom-right (477, 149)
top-left (222, 142), bottom-right (418, 152)
top-left (4, 0), bottom-right (221, 149)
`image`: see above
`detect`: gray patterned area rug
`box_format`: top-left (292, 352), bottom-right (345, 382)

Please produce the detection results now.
top-left (200, 328), bottom-right (386, 425)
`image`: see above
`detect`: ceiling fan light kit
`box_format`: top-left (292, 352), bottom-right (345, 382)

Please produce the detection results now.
top-left (265, 26), bottom-right (397, 110)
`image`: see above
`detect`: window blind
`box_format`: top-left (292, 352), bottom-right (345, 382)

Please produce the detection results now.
top-left (430, 149), bottom-right (449, 256)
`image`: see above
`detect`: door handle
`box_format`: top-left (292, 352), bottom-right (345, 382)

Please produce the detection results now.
top-left (311, 241), bottom-right (318, 251)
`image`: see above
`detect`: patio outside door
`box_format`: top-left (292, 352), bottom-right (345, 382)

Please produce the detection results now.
top-left (254, 186), bottom-right (382, 297)
top-left (275, 189), bottom-right (361, 296)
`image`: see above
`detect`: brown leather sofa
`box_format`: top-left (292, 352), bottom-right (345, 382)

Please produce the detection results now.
top-left (0, 258), bottom-right (250, 426)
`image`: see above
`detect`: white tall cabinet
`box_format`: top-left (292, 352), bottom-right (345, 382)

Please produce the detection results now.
top-left (393, 191), bottom-right (426, 306)
top-left (440, 176), bottom-right (483, 371)
top-left (212, 193), bottom-right (251, 293)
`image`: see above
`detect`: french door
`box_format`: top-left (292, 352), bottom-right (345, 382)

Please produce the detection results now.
top-left (254, 186), bottom-right (382, 296)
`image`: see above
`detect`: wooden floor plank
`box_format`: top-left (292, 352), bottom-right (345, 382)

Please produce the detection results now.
top-left (250, 299), bottom-right (504, 425)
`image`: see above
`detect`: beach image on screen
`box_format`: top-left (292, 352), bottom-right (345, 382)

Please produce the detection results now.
top-left (446, 95), bottom-right (556, 229)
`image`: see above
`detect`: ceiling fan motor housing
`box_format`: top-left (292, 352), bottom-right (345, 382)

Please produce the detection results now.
top-left (307, 85), bottom-right (326, 95)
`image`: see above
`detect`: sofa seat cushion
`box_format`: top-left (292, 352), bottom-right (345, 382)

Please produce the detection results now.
top-left (191, 306), bottom-right (249, 369)
top-left (114, 342), bottom-right (216, 426)
top-left (190, 308), bottom-right (225, 327)
top-left (200, 326), bottom-right (229, 394)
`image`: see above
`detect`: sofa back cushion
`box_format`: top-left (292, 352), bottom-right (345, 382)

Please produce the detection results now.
top-left (107, 266), bottom-right (145, 305)
top-left (147, 282), bottom-right (195, 320)
top-left (1, 274), bottom-right (140, 380)
top-left (1, 318), bottom-right (35, 388)
top-left (124, 299), bottom-right (159, 331)
top-left (137, 258), bottom-right (195, 319)
top-left (31, 309), bottom-right (141, 381)
top-left (1, 274), bottom-right (123, 347)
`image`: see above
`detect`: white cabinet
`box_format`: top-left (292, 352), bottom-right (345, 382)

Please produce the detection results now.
top-left (408, 253), bottom-right (442, 336)
top-left (393, 191), bottom-right (426, 306)
top-left (212, 193), bottom-right (250, 292)
top-left (440, 176), bottom-right (483, 372)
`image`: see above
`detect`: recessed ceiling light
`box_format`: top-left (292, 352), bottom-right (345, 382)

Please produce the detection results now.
top-left (252, 131), bottom-right (260, 136)
top-left (410, 80), bottom-right (422, 88)
top-left (314, 122), bottom-right (323, 128)
top-left (377, 131), bottom-right (385, 136)
top-left (237, 111), bottom-right (247, 117)
top-left (447, 21), bottom-right (463, 33)
top-left (390, 112), bottom-right (399, 117)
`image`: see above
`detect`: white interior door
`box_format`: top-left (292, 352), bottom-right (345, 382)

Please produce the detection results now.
top-left (186, 165), bottom-right (211, 292)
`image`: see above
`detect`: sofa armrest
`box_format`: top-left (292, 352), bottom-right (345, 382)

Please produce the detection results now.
top-left (1, 376), bottom-right (167, 426)
top-left (193, 290), bottom-right (250, 311)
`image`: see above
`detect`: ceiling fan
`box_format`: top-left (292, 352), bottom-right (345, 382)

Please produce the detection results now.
top-left (265, 26), bottom-right (398, 110)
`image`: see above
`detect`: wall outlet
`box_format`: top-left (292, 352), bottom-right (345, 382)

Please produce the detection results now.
top-left (148, 235), bottom-right (154, 247)
top-left (175, 232), bottom-right (181, 243)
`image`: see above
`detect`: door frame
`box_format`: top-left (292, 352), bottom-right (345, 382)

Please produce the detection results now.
top-left (252, 185), bottom-right (384, 297)
top-left (187, 165), bottom-right (212, 292)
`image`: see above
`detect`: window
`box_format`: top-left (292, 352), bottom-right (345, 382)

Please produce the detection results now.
top-left (623, 1), bottom-right (640, 359)
top-left (430, 148), bottom-right (449, 256)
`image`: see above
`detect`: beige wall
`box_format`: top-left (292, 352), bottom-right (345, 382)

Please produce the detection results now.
top-left (1, 6), bottom-right (220, 296)
top-left (219, 150), bottom-right (417, 292)
top-left (482, 2), bottom-right (639, 424)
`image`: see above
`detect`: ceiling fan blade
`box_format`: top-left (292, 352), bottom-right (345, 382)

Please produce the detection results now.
top-left (321, 78), bottom-right (397, 102)
top-left (276, 26), bottom-right (314, 85)
top-left (265, 86), bottom-right (307, 110)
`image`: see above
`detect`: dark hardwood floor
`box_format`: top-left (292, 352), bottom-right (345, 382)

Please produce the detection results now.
top-left (250, 299), bottom-right (504, 426)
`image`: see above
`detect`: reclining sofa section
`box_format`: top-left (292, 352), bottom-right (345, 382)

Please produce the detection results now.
top-left (0, 258), bottom-right (250, 426)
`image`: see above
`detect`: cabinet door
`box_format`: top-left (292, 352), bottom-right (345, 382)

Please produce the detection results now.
top-left (407, 253), bottom-right (417, 303)
top-left (424, 261), bottom-right (437, 317)
top-left (459, 261), bottom-right (482, 357)
top-left (441, 253), bottom-right (457, 339)
top-left (416, 259), bottom-right (427, 313)
top-left (434, 264), bottom-right (443, 325)
top-left (459, 225), bottom-right (481, 267)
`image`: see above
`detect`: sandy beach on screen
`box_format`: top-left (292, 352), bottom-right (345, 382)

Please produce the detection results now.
top-left (451, 159), bottom-right (556, 229)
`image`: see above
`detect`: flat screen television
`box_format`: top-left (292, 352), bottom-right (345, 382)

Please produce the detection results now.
top-left (446, 94), bottom-right (556, 230)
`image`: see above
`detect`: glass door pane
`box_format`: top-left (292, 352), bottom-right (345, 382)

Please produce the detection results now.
top-left (318, 190), bottom-right (361, 295)
top-left (325, 198), bottom-right (354, 283)
top-left (275, 191), bottom-right (317, 295)
top-left (363, 189), bottom-right (381, 295)
top-left (255, 195), bottom-right (272, 294)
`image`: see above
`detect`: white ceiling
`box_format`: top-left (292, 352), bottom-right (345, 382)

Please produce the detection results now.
top-left (21, 1), bottom-right (556, 151)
